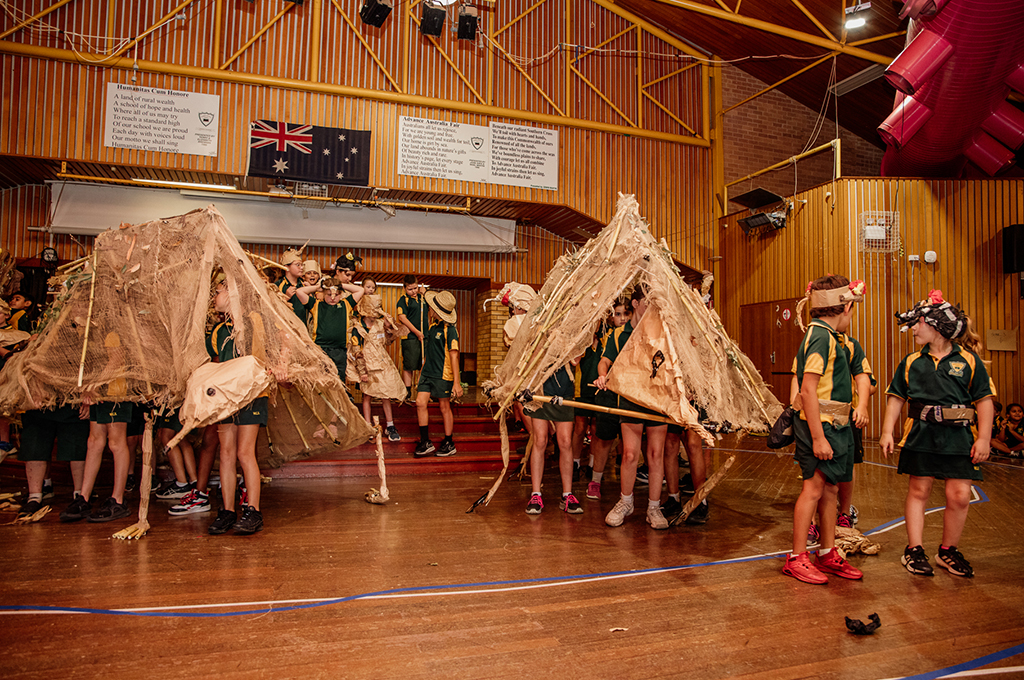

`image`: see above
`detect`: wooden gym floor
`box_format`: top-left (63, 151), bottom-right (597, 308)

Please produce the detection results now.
top-left (1, 437), bottom-right (1023, 680)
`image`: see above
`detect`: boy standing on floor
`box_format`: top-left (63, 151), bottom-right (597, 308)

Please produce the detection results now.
top-left (782, 275), bottom-right (865, 584)
top-left (396, 275), bottom-right (427, 402)
top-left (413, 291), bottom-right (462, 458)
top-left (880, 291), bottom-right (994, 578)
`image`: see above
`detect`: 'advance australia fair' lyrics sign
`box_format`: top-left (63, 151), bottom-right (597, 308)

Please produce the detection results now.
top-left (104, 83), bottom-right (220, 157)
top-left (397, 116), bottom-right (558, 191)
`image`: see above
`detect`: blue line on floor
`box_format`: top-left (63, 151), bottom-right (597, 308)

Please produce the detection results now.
top-left (896, 641), bottom-right (1024, 680)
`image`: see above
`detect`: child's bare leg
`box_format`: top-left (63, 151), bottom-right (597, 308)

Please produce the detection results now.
top-left (81, 422), bottom-right (108, 500)
top-left (107, 422), bottom-right (130, 503)
top-left (816, 482), bottom-right (839, 551)
top-left (686, 429), bottom-right (707, 489)
top-left (590, 437), bottom-right (614, 480)
top-left (25, 461), bottom-right (47, 495)
top-left (664, 430), bottom-right (680, 496)
top-left (439, 398), bottom-right (454, 436)
top-left (197, 426), bottom-right (218, 493)
top-left (416, 391), bottom-right (430, 427)
top-left (382, 399), bottom-right (394, 423)
top-left (530, 419), bottom-right (550, 494)
top-left (555, 420), bottom-right (575, 494)
top-left (941, 479), bottom-right (973, 547)
top-left (69, 461), bottom-right (85, 491)
top-left (905, 475), bottom-right (934, 547)
top-left (217, 423), bottom-right (239, 512)
top-left (792, 472), bottom-right (825, 554)
top-left (236, 424), bottom-right (262, 511)
top-left (645, 425), bottom-right (667, 503)
top-left (160, 428), bottom-right (187, 484)
top-left (180, 436), bottom-right (197, 482)
top-left (838, 471), bottom-right (856, 516)
top-left (619, 423), bottom-right (643, 496)
top-left (362, 394), bottom-right (372, 426)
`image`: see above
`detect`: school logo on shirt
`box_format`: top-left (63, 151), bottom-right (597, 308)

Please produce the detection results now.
top-left (948, 361), bottom-right (966, 377)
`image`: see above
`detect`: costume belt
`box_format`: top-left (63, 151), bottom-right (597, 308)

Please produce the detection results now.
top-left (907, 401), bottom-right (974, 427)
top-left (818, 399), bottom-right (851, 427)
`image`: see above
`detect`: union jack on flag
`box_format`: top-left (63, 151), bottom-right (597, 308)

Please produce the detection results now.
top-left (247, 119), bottom-right (372, 187)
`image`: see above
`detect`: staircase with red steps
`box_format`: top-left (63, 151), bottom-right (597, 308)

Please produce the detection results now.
top-left (267, 398), bottom-right (529, 478)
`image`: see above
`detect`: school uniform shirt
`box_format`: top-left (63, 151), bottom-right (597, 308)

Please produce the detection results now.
top-left (1003, 421), bottom-right (1024, 448)
top-left (422, 321), bottom-right (459, 380)
top-left (9, 309), bottom-right (31, 332)
top-left (886, 342), bottom-right (995, 456)
top-left (207, 320), bottom-right (235, 362)
top-left (602, 320), bottom-right (633, 364)
top-left (793, 319), bottom-right (854, 425)
top-left (278, 277), bottom-right (308, 322)
top-left (396, 294), bottom-right (428, 336)
top-left (307, 296), bottom-right (356, 349)
top-left (576, 335), bottom-right (606, 401)
top-left (845, 336), bottom-right (876, 408)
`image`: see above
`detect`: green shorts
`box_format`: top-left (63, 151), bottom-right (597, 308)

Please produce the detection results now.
top-left (417, 375), bottom-right (453, 400)
top-left (793, 415), bottom-right (854, 485)
top-left (89, 401), bottom-right (134, 424)
top-left (18, 407), bottom-right (89, 462)
top-left (594, 390), bottom-right (619, 441)
top-left (402, 337), bottom-right (423, 372)
top-left (156, 409), bottom-right (184, 433)
top-left (127, 405), bottom-right (148, 437)
top-left (897, 448), bottom-right (983, 481)
top-left (619, 397), bottom-right (666, 429)
top-left (232, 396), bottom-right (268, 426)
top-left (319, 345), bottom-right (348, 382)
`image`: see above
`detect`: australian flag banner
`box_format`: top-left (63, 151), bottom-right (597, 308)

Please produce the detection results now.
top-left (247, 120), bottom-right (372, 187)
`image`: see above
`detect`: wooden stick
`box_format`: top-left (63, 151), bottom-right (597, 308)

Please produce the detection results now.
top-left (364, 415), bottom-right (390, 504)
top-left (113, 414), bottom-right (155, 539)
top-left (57, 254), bottom-right (90, 272)
top-left (244, 250), bottom-right (289, 271)
top-left (282, 388), bottom-right (312, 450)
top-left (468, 409), bottom-right (510, 512)
top-left (77, 252), bottom-right (98, 388)
top-left (669, 455), bottom-right (735, 527)
top-left (513, 431), bottom-right (534, 481)
top-left (526, 394), bottom-right (682, 427)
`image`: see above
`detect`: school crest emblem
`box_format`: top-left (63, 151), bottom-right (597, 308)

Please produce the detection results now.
top-left (948, 361), bottom-right (966, 377)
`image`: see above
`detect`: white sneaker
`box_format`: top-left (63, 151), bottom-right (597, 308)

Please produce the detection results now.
top-left (604, 498), bottom-right (634, 527)
top-left (646, 506), bottom-right (669, 530)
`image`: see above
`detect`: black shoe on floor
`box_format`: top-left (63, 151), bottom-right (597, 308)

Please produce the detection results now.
top-left (124, 474), bottom-right (138, 493)
top-left (661, 496), bottom-right (683, 522)
top-left (233, 506), bottom-right (264, 535)
top-left (41, 481), bottom-right (54, 500)
top-left (87, 497), bottom-right (130, 523)
top-left (208, 509), bottom-right (237, 535)
top-left (18, 499), bottom-right (43, 518)
top-left (936, 545), bottom-right (974, 578)
top-left (680, 473), bottom-right (695, 496)
top-left (437, 439), bottom-right (457, 457)
top-left (902, 545), bottom-right (934, 576)
top-left (685, 499), bottom-right (710, 525)
top-left (413, 440), bottom-right (435, 458)
top-left (635, 465), bottom-right (649, 485)
top-left (60, 494), bottom-right (91, 523)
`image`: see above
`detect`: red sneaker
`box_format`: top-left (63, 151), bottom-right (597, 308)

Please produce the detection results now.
top-left (816, 549), bottom-right (864, 580)
top-left (782, 551), bottom-right (828, 585)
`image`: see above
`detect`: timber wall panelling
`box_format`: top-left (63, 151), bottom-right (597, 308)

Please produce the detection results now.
top-left (721, 178), bottom-right (1024, 437)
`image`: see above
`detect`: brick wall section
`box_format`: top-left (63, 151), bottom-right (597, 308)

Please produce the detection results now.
top-left (475, 289), bottom-right (507, 386)
top-left (722, 65), bottom-right (884, 206)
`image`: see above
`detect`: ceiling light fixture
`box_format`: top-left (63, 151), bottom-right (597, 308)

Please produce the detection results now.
top-left (844, 1), bottom-right (871, 30)
top-left (132, 178), bottom-right (236, 191)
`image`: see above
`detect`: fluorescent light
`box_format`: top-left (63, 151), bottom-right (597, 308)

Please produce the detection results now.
top-left (132, 178), bottom-right (236, 191)
top-left (845, 16), bottom-right (866, 29)
top-left (829, 63), bottom-right (887, 96)
top-left (357, 280), bottom-right (429, 289)
top-left (179, 189), bottom-right (269, 202)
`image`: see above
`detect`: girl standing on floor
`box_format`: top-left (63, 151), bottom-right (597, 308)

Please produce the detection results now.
top-left (350, 277), bottom-right (407, 442)
top-left (879, 291), bottom-right (995, 578)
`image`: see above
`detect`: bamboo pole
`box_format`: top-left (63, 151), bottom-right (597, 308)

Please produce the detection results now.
top-left (298, 390), bottom-right (341, 445)
top-left (245, 250), bottom-right (289, 271)
top-left (527, 394), bottom-right (681, 427)
top-left (57, 254), bottom-right (90, 272)
top-left (113, 414), bottom-right (155, 539)
top-left (282, 388), bottom-right (312, 450)
top-left (77, 252), bottom-right (98, 388)
top-left (364, 415), bottom-right (390, 504)
top-left (467, 409), bottom-right (511, 512)
top-left (669, 455), bottom-right (735, 526)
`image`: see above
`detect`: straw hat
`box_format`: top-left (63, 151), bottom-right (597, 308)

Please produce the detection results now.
top-left (424, 290), bottom-right (457, 324)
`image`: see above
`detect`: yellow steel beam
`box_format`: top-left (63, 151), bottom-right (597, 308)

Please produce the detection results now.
top-left (790, 0), bottom-right (835, 42)
top-left (2, 40), bottom-right (710, 145)
top-left (331, 0), bottom-right (401, 93)
top-left (111, 0), bottom-right (198, 59)
top-left (489, 38), bottom-right (564, 115)
top-left (641, 0), bottom-right (892, 65)
top-left (849, 30), bottom-right (906, 47)
top-left (725, 139), bottom-right (837, 187)
top-left (0, 0), bottom-right (76, 41)
top-left (572, 25), bottom-right (634, 64)
top-left (569, 63), bottom-right (636, 128)
top-left (592, 0), bottom-right (707, 60)
top-left (711, 0), bottom-right (732, 11)
top-left (212, 0), bottom-right (223, 69)
top-left (493, 0), bottom-right (549, 39)
top-left (721, 52), bottom-right (836, 114)
top-left (409, 14), bottom-right (486, 105)
top-left (222, 3), bottom-right (293, 70)
top-left (636, 26), bottom-right (643, 129)
top-left (309, 0), bottom-right (321, 82)
top-left (643, 62), bottom-right (700, 90)
top-left (642, 90), bottom-right (696, 135)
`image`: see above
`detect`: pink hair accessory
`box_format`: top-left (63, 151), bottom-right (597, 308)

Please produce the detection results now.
top-left (928, 289), bottom-right (945, 304)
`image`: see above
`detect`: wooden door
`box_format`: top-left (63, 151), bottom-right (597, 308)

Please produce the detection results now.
top-left (738, 297), bottom-right (803, 402)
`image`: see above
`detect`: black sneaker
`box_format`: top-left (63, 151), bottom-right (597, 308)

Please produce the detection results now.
top-left (208, 509), bottom-right (237, 535)
top-left (936, 546), bottom-right (974, 578)
top-left (661, 496), bottom-right (683, 522)
top-left (41, 481), bottom-right (54, 500)
top-left (437, 439), bottom-right (457, 457)
top-left (636, 464), bottom-right (649, 485)
top-left (60, 494), bottom-right (91, 523)
top-left (560, 493), bottom-right (583, 514)
top-left (386, 425), bottom-right (401, 442)
top-left (155, 480), bottom-right (195, 500)
top-left (87, 496), bottom-right (131, 523)
top-left (125, 474), bottom-right (138, 493)
top-left (18, 499), bottom-right (42, 518)
top-left (902, 545), bottom-right (934, 576)
top-left (414, 440), bottom-right (435, 458)
top-left (233, 506), bottom-right (264, 535)
top-left (680, 473), bottom-right (695, 496)
top-left (685, 499), bottom-right (710, 525)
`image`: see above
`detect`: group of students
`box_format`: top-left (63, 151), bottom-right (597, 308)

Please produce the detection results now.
top-left (783, 276), bottom-right (997, 585)
top-left (0, 249), bottom-right (464, 535)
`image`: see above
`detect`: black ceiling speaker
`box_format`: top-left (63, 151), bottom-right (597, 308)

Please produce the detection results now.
top-left (360, 0), bottom-right (393, 27)
top-left (457, 6), bottom-right (478, 40)
top-left (421, 4), bottom-right (445, 36)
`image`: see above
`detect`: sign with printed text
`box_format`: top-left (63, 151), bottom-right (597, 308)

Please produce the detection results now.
top-left (397, 116), bottom-right (558, 191)
top-left (104, 83), bottom-right (220, 157)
